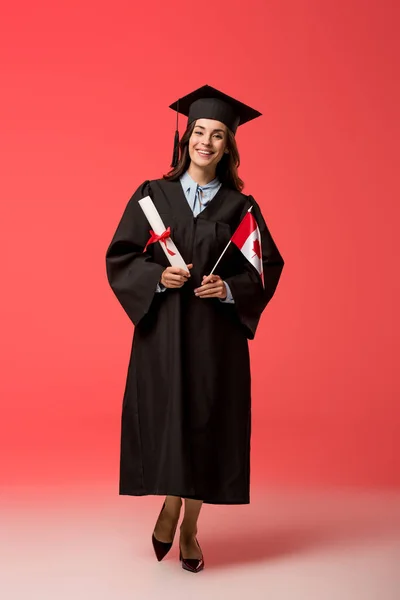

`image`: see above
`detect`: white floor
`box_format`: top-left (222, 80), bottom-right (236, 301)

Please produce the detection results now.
top-left (1, 485), bottom-right (400, 600)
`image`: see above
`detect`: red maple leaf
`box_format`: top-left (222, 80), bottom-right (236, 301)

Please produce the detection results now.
top-left (252, 239), bottom-right (261, 259)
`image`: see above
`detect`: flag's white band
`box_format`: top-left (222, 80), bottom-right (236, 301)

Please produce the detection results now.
top-left (241, 229), bottom-right (263, 275)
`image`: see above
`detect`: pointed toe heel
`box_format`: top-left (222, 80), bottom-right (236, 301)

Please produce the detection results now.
top-left (152, 501), bottom-right (179, 562)
top-left (152, 533), bottom-right (173, 562)
top-left (179, 538), bottom-right (204, 573)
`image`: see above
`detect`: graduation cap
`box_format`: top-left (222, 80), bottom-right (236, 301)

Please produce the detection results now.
top-left (169, 84), bottom-right (262, 167)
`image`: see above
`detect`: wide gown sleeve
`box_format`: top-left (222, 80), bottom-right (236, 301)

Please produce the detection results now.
top-left (224, 195), bottom-right (284, 340)
top-left (105, 181), bottom-right (165, 326)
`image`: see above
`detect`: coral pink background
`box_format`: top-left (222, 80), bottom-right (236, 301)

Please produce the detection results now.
top-left (1, 0), bottom-right (399, 493)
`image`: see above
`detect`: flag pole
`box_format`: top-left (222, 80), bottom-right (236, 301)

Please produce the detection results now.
top-left (209, 240), bottom-right (232, 275)
top-left (209, 206), bottom-right (253, 275)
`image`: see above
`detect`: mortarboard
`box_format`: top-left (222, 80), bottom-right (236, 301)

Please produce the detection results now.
top-left (169, 84), bottom-right (262, 167)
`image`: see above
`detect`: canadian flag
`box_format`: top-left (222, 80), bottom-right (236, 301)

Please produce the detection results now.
top-left (231, 208), bottom-right (264, 285)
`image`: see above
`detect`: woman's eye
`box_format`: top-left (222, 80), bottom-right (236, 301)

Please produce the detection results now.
top-left (194, 131), bottom-right (202, 136)
top-left (214, 135), bottom-right (223, 139)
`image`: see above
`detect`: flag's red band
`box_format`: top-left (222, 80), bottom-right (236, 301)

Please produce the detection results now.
top-left (143, 227), bottom-right (176, 256)
top-left (231, 212), bottom-right (257, 249)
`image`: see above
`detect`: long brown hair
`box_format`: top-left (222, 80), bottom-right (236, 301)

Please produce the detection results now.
top-left (163, 121), bottom-right (244, 192)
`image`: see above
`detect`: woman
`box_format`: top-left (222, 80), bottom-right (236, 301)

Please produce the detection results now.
top-left (105, 85), bottom-right (284, 573)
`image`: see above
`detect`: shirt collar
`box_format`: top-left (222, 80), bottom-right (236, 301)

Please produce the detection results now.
top-left (180, 170), bottom-right (220, 191)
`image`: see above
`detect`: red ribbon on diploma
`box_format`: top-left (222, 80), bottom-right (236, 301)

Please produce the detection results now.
top-left (143, 227), bottom-right (176, 256)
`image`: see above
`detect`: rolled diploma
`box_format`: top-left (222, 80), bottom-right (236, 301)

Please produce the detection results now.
top-left (138, 196), bottom-right (188, 270)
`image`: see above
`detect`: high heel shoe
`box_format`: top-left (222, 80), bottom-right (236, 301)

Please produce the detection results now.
top-left (179, 537), bottom-right (204, 573)
top-left (151, 502), bottom-right (179, 562)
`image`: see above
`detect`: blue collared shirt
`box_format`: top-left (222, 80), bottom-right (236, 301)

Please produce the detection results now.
top-left (180, 170), bottom-right (222, 217)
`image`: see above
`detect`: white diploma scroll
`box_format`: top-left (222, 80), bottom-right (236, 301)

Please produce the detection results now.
top-left (138, 196), bottom-right (188, 270)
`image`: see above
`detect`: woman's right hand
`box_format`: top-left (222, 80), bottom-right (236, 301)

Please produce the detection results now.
top-left (160, 264), bottom-right (193, 289)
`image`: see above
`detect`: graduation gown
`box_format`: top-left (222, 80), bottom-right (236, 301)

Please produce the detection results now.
top-left (105, 178), bottom-right (284, 504)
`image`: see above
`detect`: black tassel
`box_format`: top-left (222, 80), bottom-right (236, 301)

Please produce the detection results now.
top-left (171, 129), bottom-right (179, 168)
top-left (170, 98), bottom-right (180, 169)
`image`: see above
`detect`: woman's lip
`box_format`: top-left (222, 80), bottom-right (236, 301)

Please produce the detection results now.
top-left (197, 150), bottom-right (214, 158)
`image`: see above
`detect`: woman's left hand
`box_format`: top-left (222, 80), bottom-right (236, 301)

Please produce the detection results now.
top-left (194, 274), bottom-right (227, 299)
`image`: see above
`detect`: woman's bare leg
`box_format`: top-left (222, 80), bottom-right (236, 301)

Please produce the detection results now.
top-left (153, 495), bottom-right (182, 543)
top-left (179, 498), bottom-right (203, 559)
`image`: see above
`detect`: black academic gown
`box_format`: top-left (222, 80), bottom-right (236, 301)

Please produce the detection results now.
top-left (105, 178), bottom-right (284, 504)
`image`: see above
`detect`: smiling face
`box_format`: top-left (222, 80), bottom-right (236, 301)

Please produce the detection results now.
top-left (188, 118), bottom-right (228, 172)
